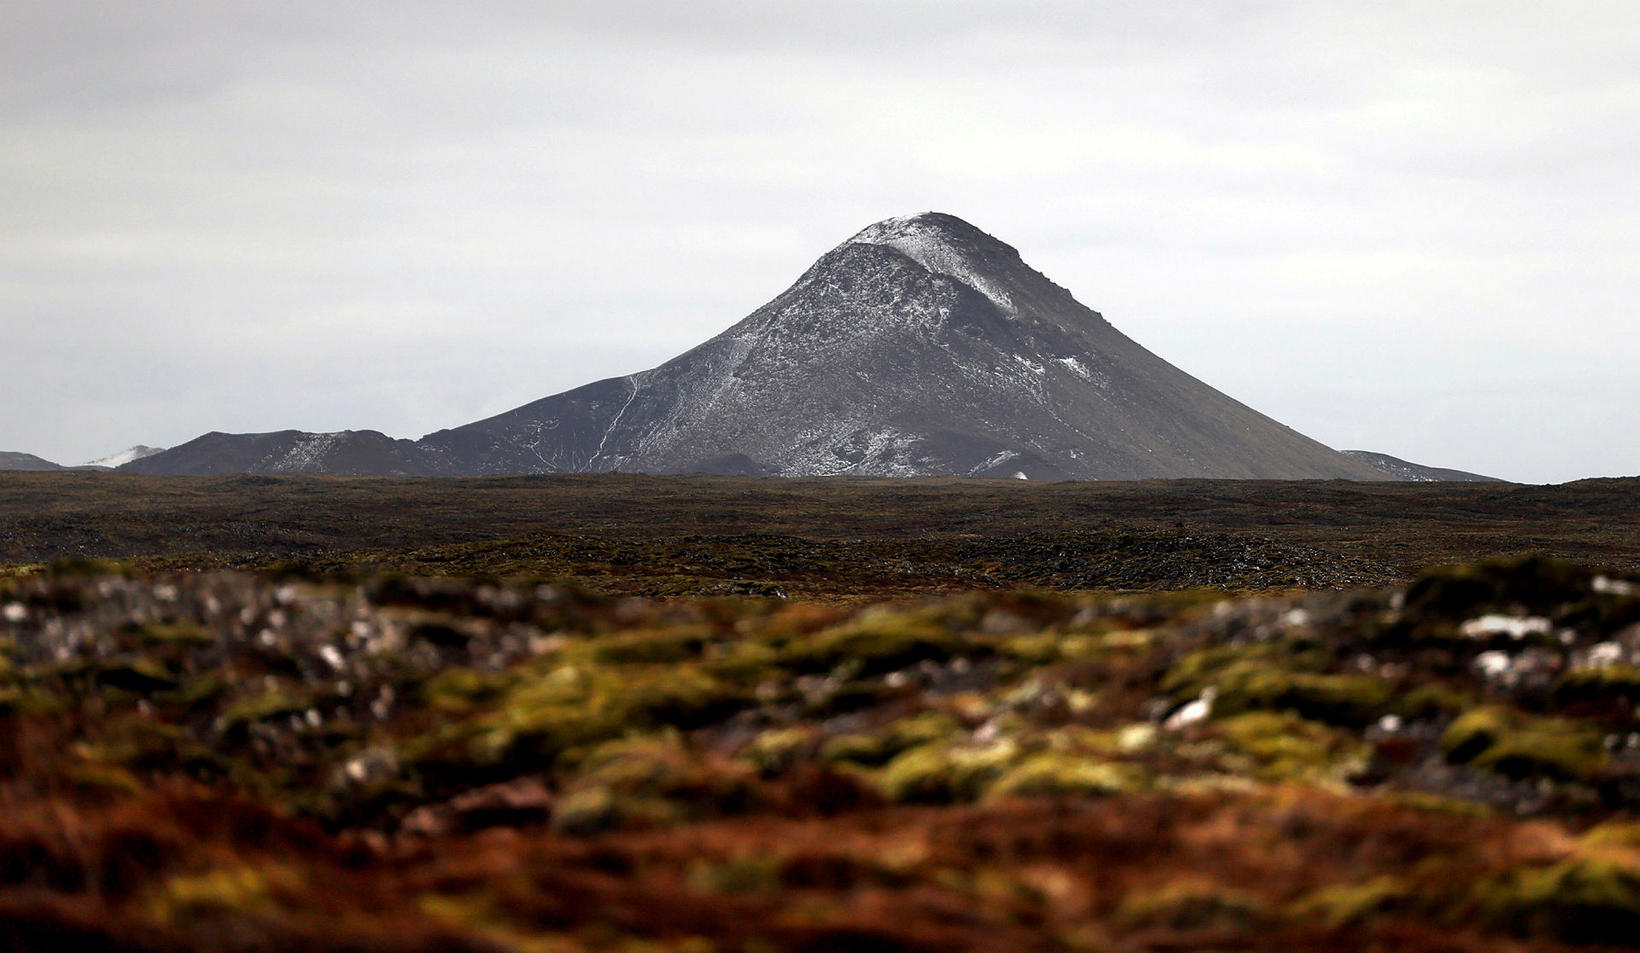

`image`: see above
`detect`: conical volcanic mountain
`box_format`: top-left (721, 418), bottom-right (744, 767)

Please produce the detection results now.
top-left (128, 213), bottom-right (1386, 480)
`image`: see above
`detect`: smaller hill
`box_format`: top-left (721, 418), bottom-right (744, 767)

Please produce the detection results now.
top-left (120, 430), bottom-right (439, 476)
top-left (0, 451), bottom-right (63, 471)
top-left (1342, 450), bottom-right (1500, 482)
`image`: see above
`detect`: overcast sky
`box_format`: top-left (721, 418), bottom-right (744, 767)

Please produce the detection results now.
top-left (4, 1), bottom-right (1636, 482)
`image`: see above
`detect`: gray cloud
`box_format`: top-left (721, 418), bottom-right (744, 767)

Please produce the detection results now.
top-left (2, 1), bottom-right (1637, 482)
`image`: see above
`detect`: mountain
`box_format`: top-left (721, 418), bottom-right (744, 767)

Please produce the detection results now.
top-left (84, 445), bottom-right (166, 469)
top-left (1342, 450), bottom-right (1500, 483)
top-left (0, 451), bottom-right (63, 471)
top-left (122, 431), bottom-right (439, 476)
top-left (129, 212), bottom-right (1388, 481)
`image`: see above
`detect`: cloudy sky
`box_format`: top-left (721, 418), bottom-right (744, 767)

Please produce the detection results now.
top-left (4, 1), bottom-right (1636, 482)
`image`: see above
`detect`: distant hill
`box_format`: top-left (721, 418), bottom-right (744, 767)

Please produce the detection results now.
top-left (122, 430), bottom-right (440, 476)
top-left (1342, 450), bottom-right (1501, 483)
top-left (0, 451), bottom-right (63, 471)
top-left (130, 212), bottom-right (1389, 481)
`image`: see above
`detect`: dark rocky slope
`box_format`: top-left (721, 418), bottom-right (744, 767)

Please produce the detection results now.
top-left (0, 451), bottom-right (62, 471)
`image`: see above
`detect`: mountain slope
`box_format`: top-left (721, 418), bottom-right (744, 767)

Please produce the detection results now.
top-left (0, 451), bottom-right (63, 471)
top-left (423, 213), bottom-right (1385, 480)
top-left (121, 430), bottom-right (439, 476)
top-left (1342, 450), bottom-right (1500, 483)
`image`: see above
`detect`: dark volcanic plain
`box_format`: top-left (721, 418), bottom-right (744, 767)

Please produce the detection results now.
top-left (3, 471), bottom-right (1637, 596)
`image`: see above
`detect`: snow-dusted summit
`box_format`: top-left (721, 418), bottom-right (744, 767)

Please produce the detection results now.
top-left (129, 212), bottom-right (1393, 480)
top-left (84, 445), bottom-right (166, 469)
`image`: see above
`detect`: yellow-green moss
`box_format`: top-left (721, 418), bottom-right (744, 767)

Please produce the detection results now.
top-left (218, 687), bottom-right (309, 730)
top-left (136, 621), bottom-right (214, 647)
top-left (1554, 665), bottom-right (1640, 709)
top-left (820, 711), bottom-right (961, 768)
top-left (1163, 644), bottom-right (1392, 728)
top-left (146, 864), bottom-right (301, 925)
top-left (984, 752), bottom-right (1142, 801)
top-left (551, 735), bottom-right (762, 834)
top-left (1441, 706), bottom-right (1606, 781)
top-left (1468, 856), bottom-right (1640, 943)
top-left (591, 625), bottom-right (713, 665)
top-left (744, 726), bottom-right (815, 775)
top-left (1289, 876), bottom-right (1409, 929)
top-left (1115, 882), bottom-right (1272, 932)
top-left (782, 609), bottom-right (968, 676)
top-left (1214, 711), bottom-right (1365, 783)
top-left (877, 740), bottom-right (1016, 804)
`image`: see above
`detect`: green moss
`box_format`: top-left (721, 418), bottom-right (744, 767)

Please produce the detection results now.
top-left (1468, 856), bottom-right (1640, 943)
top-left (1402, 564), bottom-right (1505, 620)
top-left (591, 625), bottom-right (712, 665)
top-left (1397, 682), bottom-right (1474, 720)
top-left (159, 675), bottom-right (227, 710)
top-left (984, 752), bottom-right (1142, 801)
top-left (422, 667), bottom-right (507, 713)
top-left (1403, 557), bottom-right (1587, 622)
top-left (147, 864), bottom-right (300, 924)
top-left (1161, 644), bottom-right (1287, 698)
top-left (62, 762), bottom-right (144, 798)
top-left (1441, 706), bottom-right (1512, 763)
top-left (1582, 822), bottom-right (1640, 850)
top-left (136, 621), bottom-right (213, 647)
top-left (1214, 711), bottom-right (1365, 782)
top-left (1386, 791), bottom-right (1494, 819)
top-left (686, 856), bottom-right (782, 894)
top-left (218, 687), bottom-right (309, 731)
top-left (1164, 643), bottom-right (1391, 729)
top-left (820, 712), bottom-right (961, 768)
top-left (1442, 706), bottom-right (1606, 781)
top-left (876, 740), bottom-right (1016, 804)
top-left (782, 609), bottom-right (968, 676)
top-left (451, 660), bottom-right (748, 776)
top-left (744, 726), bottom-right (815, 776)
top-left (1115, 882), bottom-right (1272, 932)
top-left (551, 785), bottom-right (620, 835)
top-left (95, 657), bottom-right (177, 694)
top-left (1289, 876), bottom-right (1409, 929)
top-left (1222, 671), bottom-right (1392, 729)
top-left (550, 735), bottom-right (762, 833)
top-left (1554, 665), bottom-right (1640, 710)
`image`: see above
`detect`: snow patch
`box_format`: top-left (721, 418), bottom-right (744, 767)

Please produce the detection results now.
top-left (848, 215), bottom-right (1017, 315)
top-left (968, 449), bottom-right (1020, 475)
top-left (1054, 356), bottom-right (1092, 379)
top-left (1459, 615), bottom-right (1551, 640)
top-left (271, 433), bottom-right (344, 472)
top-left (85, 445), bottom-right (165, 468)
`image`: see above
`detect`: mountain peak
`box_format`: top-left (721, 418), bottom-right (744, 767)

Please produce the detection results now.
top-left (843, 212), bottom-right (1025, 314)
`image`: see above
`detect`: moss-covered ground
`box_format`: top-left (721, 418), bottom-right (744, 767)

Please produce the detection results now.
top-left (4, 555), bottom-right (1640, 949)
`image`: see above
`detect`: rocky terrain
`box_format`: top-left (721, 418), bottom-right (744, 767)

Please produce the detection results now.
top-left (7, 557), bottom-right (1640, 950)
top-left (3, 472), bottom-right (1636, 599)
top-left (125, 213), bottom-right (1400, 481)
